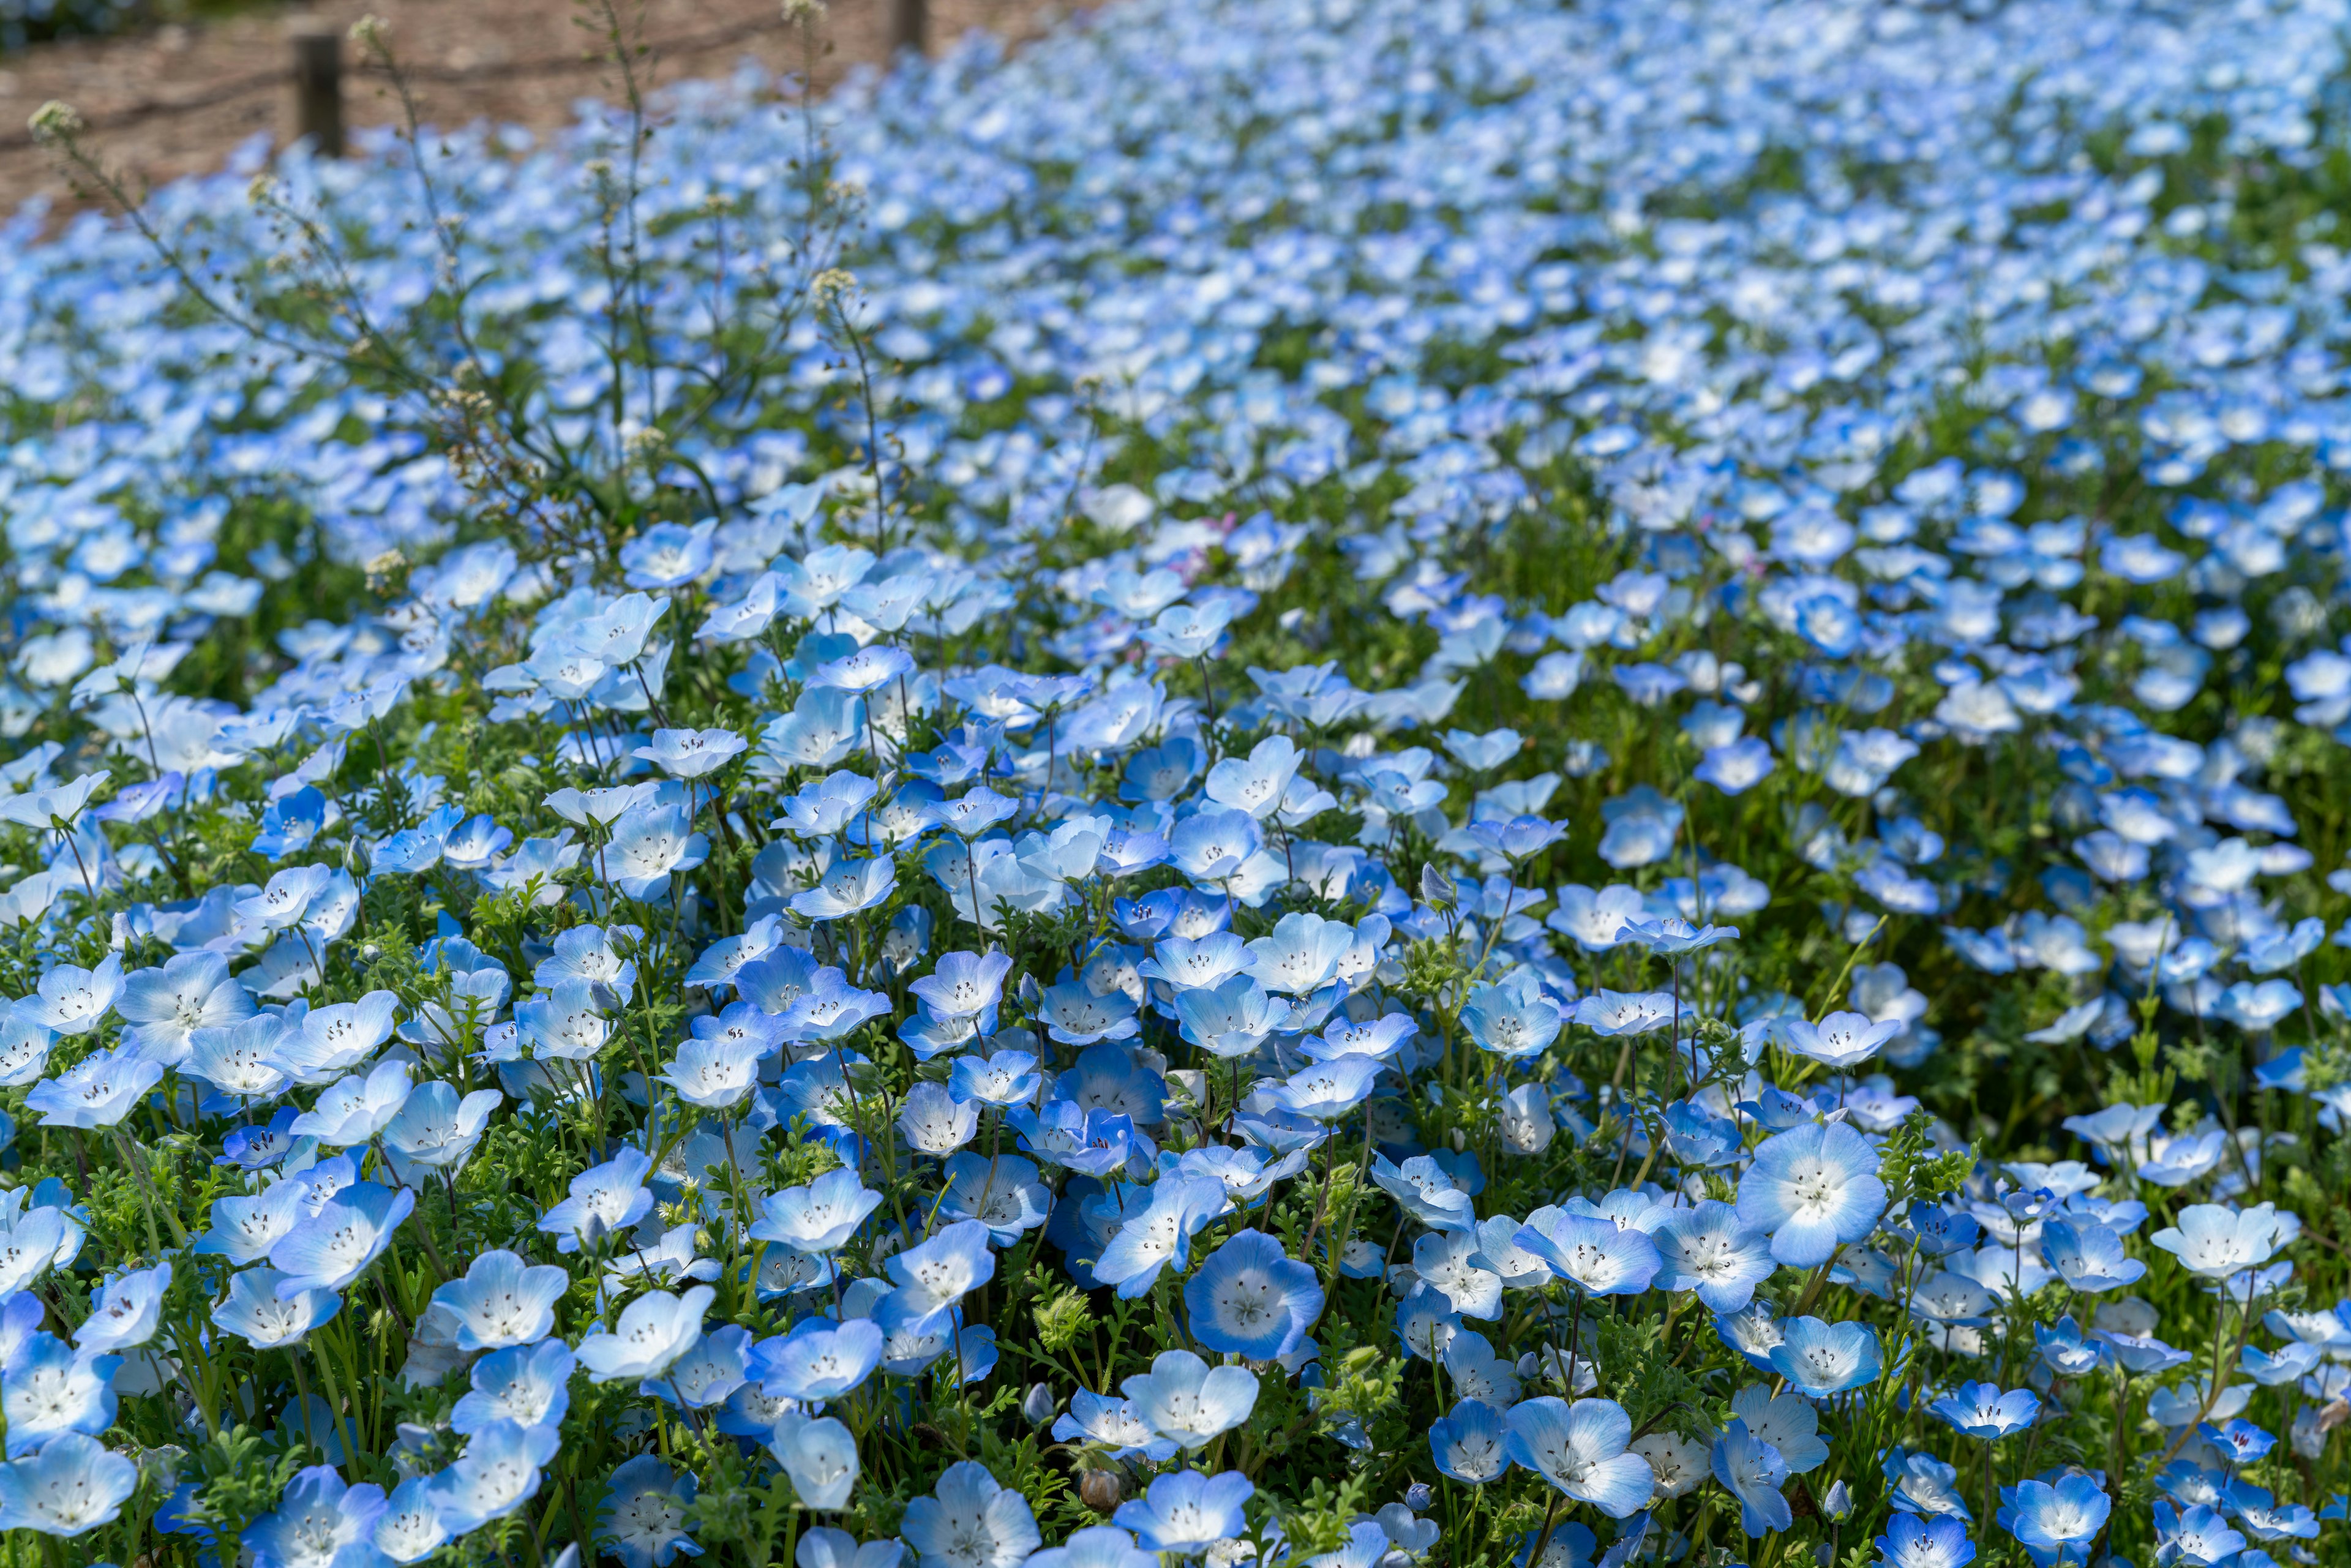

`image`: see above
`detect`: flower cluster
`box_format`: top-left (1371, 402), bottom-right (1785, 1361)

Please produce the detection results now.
top-left (0, 0), bottom-right (2350, 1566)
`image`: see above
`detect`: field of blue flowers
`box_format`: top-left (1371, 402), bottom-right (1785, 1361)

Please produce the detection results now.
top-left (0, 0), bottom-right (2345, 1563)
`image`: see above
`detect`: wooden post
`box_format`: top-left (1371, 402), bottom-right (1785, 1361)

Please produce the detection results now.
top-left (290, 23), bottom-right (345, 158)
top-left (890, 0), bottom-right (928, 58)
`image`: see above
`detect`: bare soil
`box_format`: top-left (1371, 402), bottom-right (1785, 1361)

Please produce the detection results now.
top-left (0, 0), bottom-right (1062, 217)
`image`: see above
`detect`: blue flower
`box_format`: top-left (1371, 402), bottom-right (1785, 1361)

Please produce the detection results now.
top-left (1768, 1316), bottom-right (1882, 1397)
top-left (1461, 970), bottom-right (1565, 1060)
top-left (1114, 1469), bottom-right (1254, 1555)
top-left (430, 1417), bottom-right (560, 1534)
top-left (1710, 1418), bottom-right (1791, 1536)
top-left (73, 1260), bottom-right (167, 1352)
top-left (452, 1339), bottom-right (575, 1436)
top-left (1999, 1472), bottom-right (2107, 1566)
top-left (751, 1318), bottom-right (885, 1403)
top-left (1930, 1382), bottom-right (2041, 1441)
top-left (268, 1182), bottom-right (415, 1296)
top-left (901, 1460), bottom-right (1040, 1568)
top-left (576, 1286), bottom-right (714, 1384)
top-left (1, 1332), bottom-right (118, 1455)
top-left (1734, 1120), bottom-right (1888, 1267)
top-left (1186, 1229), bottom-right (1322, 1359)
top-left (749, 1168), bottom-right (882, 1253)
top-left (0, 1431), bottom-right (138, 1536)
top-left (770, 1411), bottom-right (860, 1508)
top-left (2038, 1219), bottom-right (2145, 1292)
top-left (1052, 1389), bottom-right (1178, 1463)
top-left (1513, 1206), bottom-right (1661, 1296)
top-left (1430, 1397), bottom-right (1509, 1484)
top-left (242, 1465), bottom-right (386, 1568)
top-left (1649, 1200), bottom-right (1772, 1311)
top-left (1121, 1349), bottom-right (1258, 1450)
top-left (539, 1146), bottom-right (656, 1252)
top-left (1877, 1512), bottom-right (1978, 1568)
top-left (212, 1266), bottom-right (339, 1351)
top-left (599, 1454), bottom-right (701, 1568)
top-left (1092, 1177), bottom-right (1225, 1299)
top-left (1023, 1526), bottom-right (1159, 1568)
top-left (430, 1248), bottom-right (569, 1352)
top-left (1505, 1396), bottom-right (1653, 1517)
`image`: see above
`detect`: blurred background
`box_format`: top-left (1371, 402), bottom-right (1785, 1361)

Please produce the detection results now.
top-left (0, 0), bottom-right (1057, 212)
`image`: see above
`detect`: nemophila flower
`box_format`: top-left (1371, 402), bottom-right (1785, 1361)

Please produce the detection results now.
top-left (1711, 1418), bottom-right (1791, 1536)
top-left (658, 1035), bottom-right (767, 1112)
top-left (116, 950), bottom-right (252, 1062)
top-left (1172, 973), bottom-right (1289, 1059)
top-left (1415, 1229), bottom-right (1504, 1321)
top-left (453, 1340), bottom-right (575, 1436)
top-left (430, 1248), bottom-right (568, 1352)
top-left (1054, 1390), bottom-right (1178, 1463)
top-left (751, 1168), bottom-right (882, 1253)
top-left (382, 1080), bottom-right (503, 1177)
top-left (649, 1323), bottom-right (751, 1409)
top-left (1460, 970), bottom-right (1564, 1060)
top-left (1430, 1397), bottom-right (1510, 1484)
top-left (2151, 1202), bottom-right (2286, 1278)
top-left (1876, 1513), bottom-right (1978, 1568)
top-left (1257, 1057), bottom-right (1377, 1123)
top-left (2, 1334), bottom-right (118, 1455)
top-left (0, 1431), bottom-right (138, 1536)
top-left (195, 1178), bottom-right (311, 1266)
top-left (2153, 1503), bottom-right (2246, 1567)
top-left (213, 1267), bottom-right (338, 1351)
top-left (900, 1460), bottom-right (1041, 1568)
top-left (768, 1411), bottom-right (860, 1509)
top-left (596, 1454), bottom-right (700, 1568)
top-left (753, 1318), bottom-right (885, 1403)
top-left (274, 992), bottom-right (401, 1085)
top-left (288, 1060), bottom-right (413, 1148)
top-left (635, 726), bottom-right (748, 780)
top-left (1504, 1397), bottom-right (1652, 1517)
top-left (1885, 1448), bottom-right (1972, 1520)
top-left (793, 857), bottom-right (898, 922)
top-left (599, 803), bottom-right (710, 898)
top-left (1569, 989), bottom-right (1679, 1035)
top-left (74, 1261), bottom-right (167, 1353)
top-left (949, 1049), bottom-right (1041, 1108)
top-left (2039, 1219), bottom-right (2145, 1292)
top-left (268, 1183), bottom-right (414, 1296)
top-left (1122, 1349), bottom-right (1258, 1450)
top-left (1022, 1526), bottom-right (1156, 1568)
top-left (429, 1417), bottom-right (560, 1535)
top-left (576, 1285), bottom-right (714, 1384)
top-left (1093, 1177), bottom-right (1226, 1298)
top-left (24, 1044), bottom-right (162, 1130)
top-left (887, 1218), bottom-right (997, 1313)
top-left (1779, 1010), bottom-right (1902, 1070)
top-left (539, 1146), bottom-right (656, 1252)
top-left (1515, 1207), bottom-right (1660, 1296)
top-left (1114, 1468), bottom-right (1255, 1555)
top-left (1718, 1387), bottom-right (1822, 1479)
top-left (899, 1081), bottom-right (981, 1154)
top-left (1932, 1382), bottom-right (2040, 1441)
top-left (2227, 1479), bottom-right (2320, 1542)
top-left (244, 1465), bottom-right (388, 1568)
top-left (1736, 1120), bottom-right (1888, 1268)
top-left (1185, 1229), bottom-right (1322, 1359)
top-left (1649, 1201), bottom-right (1772, 1311)
top-left (1768, 1316), bottom-right (1882, 1397)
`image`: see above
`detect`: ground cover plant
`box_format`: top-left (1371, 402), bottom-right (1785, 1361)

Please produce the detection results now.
top-left (0, 0), bottom-right (2347, 1564)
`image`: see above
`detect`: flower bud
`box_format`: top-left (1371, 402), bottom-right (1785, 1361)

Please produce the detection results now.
top-left (1079, 1469), bottom-right (1123, 1514)
top-left (1021, 1382), bottom-right (1055, 1427)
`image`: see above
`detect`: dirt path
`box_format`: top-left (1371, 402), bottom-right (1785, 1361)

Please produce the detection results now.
top-left (0, 0), bottom-right (1060, 216)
